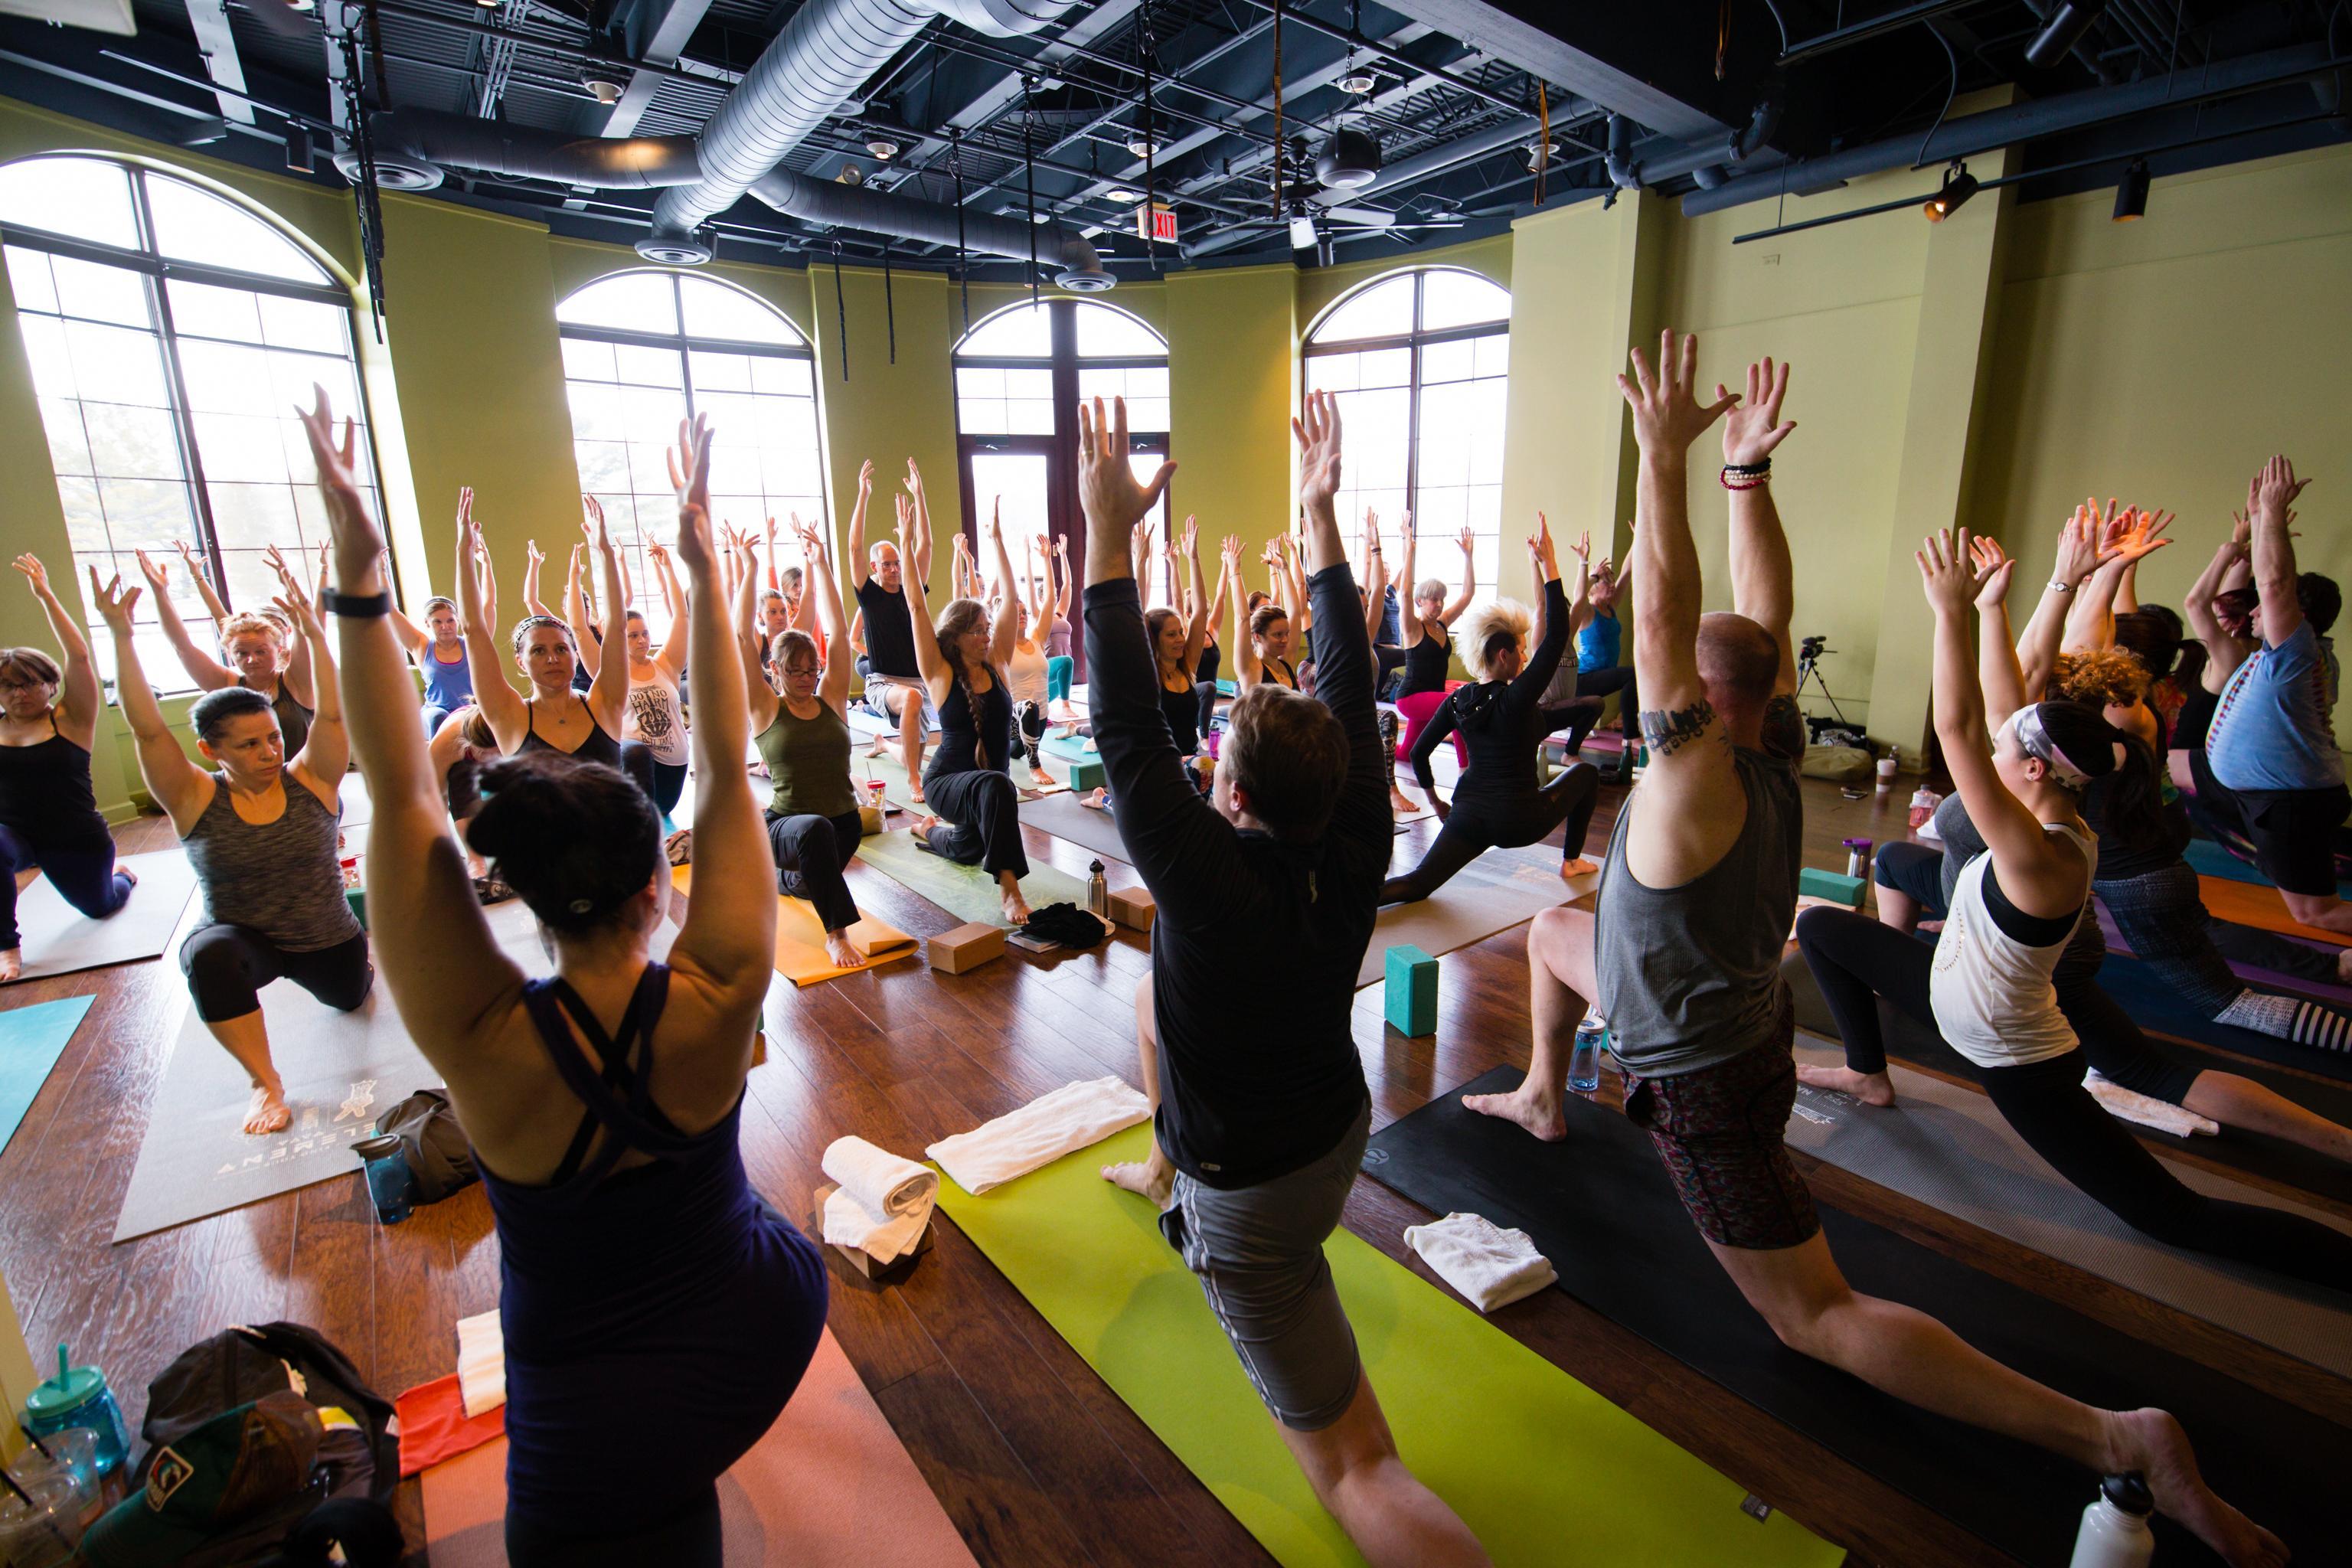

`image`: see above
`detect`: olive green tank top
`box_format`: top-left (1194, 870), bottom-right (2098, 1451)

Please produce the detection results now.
top-left (754, 700), bottom-right (858, 820)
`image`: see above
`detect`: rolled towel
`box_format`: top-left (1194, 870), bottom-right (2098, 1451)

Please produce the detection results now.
top-left (455, 1308), bottom-right (505, 1419)
top-left (1403, 1212), bottom-right (1557, 1313)
top-left (2086, 1069), bottom-right (2220, 1138)
top-left (927, 1076), bottom-right (1152, 1194)
top-left (820, 1135), bottom-right (939, 1263)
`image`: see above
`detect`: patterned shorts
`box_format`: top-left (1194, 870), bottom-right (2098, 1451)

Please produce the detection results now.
top-left (1622, 998), bottom-right (1820, 1250)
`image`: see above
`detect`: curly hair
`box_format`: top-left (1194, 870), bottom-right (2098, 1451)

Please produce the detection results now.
top-left (2051, 648), bottom-right (2151, 711)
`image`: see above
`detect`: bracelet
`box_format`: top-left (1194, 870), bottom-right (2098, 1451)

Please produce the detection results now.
top-left (1719, 471), bottom-right (1771, 492)
top-left (322, 590), bottom-right (392, 618)
top-left (2048, 580), bottom-right (2076, 594)
top-left (1722, 458), bottom-right (1772, 476)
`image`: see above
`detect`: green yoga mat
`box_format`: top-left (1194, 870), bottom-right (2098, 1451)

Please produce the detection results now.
top-left (936, 1125), bottom-right (1841, 1568)
top-left (0, 995), bottom-right (92, 1156)
top-left (856, 828), bottom-right (1091, 928)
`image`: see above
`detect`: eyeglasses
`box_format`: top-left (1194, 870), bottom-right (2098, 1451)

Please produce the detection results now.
top-left (782, 663), bottom-right (821, 678)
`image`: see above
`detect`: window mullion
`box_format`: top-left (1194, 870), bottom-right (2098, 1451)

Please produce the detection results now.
top-left (132, 169), bottom-right (230, 613)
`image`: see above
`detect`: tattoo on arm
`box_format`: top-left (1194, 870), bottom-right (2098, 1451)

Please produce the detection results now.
top-left (1762, 695), bottom-right (1807, 762)
top-left (1638, 700), bottom-right (1719, 757)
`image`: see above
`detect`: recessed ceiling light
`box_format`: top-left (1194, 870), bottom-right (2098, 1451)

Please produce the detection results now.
top-left (1103, 187), bottom-right (1142, 204)
top-left (865, 138), bottom-right (901, 160)
top-left (581, 64), bottom-right (625, 105)
top-left (1339, 70), bottom-right (1377, 94)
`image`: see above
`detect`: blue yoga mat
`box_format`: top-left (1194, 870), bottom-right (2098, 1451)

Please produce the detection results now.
top-left (2184, 836), bottom-right (2351, 899)
top-left (0, 995), bottom-right (92, 1156)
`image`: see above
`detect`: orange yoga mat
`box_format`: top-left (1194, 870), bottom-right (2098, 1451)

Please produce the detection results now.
top-left (2198, 874), bottom-right (2352, 949)
top-left (421, 1328), bottom-right (978, 1567)
top-left (671, 865), bottom-right (919, 985)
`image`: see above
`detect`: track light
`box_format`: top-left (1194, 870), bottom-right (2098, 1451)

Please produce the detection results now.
top-left (1922, 164), bottom-right (1978, 222)
top-left (865, 138), bottom-right (900, 161)
top-left (1526, 140), bottom-right (1559, 173)
top-left (2024, 0), bottom-right (2106, 69)
top-left (284, 125), bottom-right (313, 172)
top-left (2112, 158), bottom-right (2149, 220)
top-left (580, 62), bottom-right (625, 105)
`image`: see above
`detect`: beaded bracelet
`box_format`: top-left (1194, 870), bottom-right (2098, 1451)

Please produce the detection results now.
top-left (1720, 470), bottom-right (1772, 492)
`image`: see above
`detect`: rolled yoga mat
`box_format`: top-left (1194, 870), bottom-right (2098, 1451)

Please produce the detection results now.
top-left (935, 1122), bottom-right (1841, 1568)
top-left (421, 1328), bottom-right (979, 1568)
top-left (7, 848), bottom-right (198, 983)
top-left (671, 864), bottom-right (916, 987)
top-left (1783, 1037), bottom-right (2352, 1379)
top-left (854, 828), bottom-right (1092, 929)
top-left (1784, 953), bottom-right (2352, 1202)
top-left (1365, 1069), bottom-right (2350, 1568)
top-left (0, 995), bottom-right (91, 1157)
top-left (1357, 844), bottom-right (1589, 988)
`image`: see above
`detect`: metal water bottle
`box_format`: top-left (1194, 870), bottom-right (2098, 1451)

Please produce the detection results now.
top-left (1086, 860), bottom-right (1109, 920)
top-left (1570, 1009), bottom-right (1606, 1094)
top-left (2069, 1475), bottom-right (2154, 1568)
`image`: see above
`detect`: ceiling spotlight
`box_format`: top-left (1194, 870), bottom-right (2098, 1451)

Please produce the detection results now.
top-left (1338, 68), bottom-right (1377, 94)
top-left (1314, 126), bottom-right (1382, 188)
top-left (1525, 139), bottom-right (1559, 172)
top-left (2024, 0), bottom-right (2106, 68)
top-left (1922, 164), bottom-right (1978, 222)
top-left (581, 63), bottom-right (625, 106)
top-left (865, 138), bottom-right (901, 161)
top-left (835, 164), bottom-right (864, 186)
top-left (2112, 158), bottom-right (2150, 221)
top-left (1125, 121), bottom-right (1159, 160)
top-left (1102, 186), bottom-right (1143, 204)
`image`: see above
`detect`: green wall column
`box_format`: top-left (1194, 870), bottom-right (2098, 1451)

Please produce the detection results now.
top-left (1166, 264), bottom-right (1295, 561)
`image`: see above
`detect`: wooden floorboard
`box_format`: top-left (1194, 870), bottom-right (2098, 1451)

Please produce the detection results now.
top-left (3, 779), bottom-right (2344, 1567)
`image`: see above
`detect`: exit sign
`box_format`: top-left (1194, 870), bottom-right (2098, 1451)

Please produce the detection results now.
top-left (1135, 201), bottom-right (1177, 242)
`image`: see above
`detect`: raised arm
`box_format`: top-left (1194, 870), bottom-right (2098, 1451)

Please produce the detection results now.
top-left (263, 545), bottom-right (317, 709)
top-left (1968, 536), bottom-right (2029, 724)
top-left (172, 540), bottom-right (232, 624)
top-left (276, 590), bottom-right (346, 795)
top-left (1441, 524), bottom-right (1477, 625)
top-left (456, 493), bottom-right (524, 750)
top-left (1201, 536), bottom-right (1231, 648)
top-left (560, 543), bottom-right (587, 648)
top-left (1225, 536), bottom-right (1261, 689)
top-left (135, 550), bottom-right (234, 691)
top-left (846, 459), bottom-right (877, 591)
top-left (984, 501), bottom-right (1019, 667)
top-left (1719, 356), bottom-right (1799, 701)
top-left (1511, 521), bottom-right (1570, 704)
top-left (1054, 536), bottom-right (1073, 618)
top-left (1179, 518), bottom-right (1211, 672)
top-left (521, 537), bottom-right (553, 621)
top-left (11, 555), bottom-right (98, 747)
top-left (570, 506), bottom-right (606, 679)
top-left (1361, 512), bottom-right (1388, 645)
top-left (799, 519), bottom-right (853, 714)
top-left (581, 505), bottom-right (628, 735)
top-left (900, 493), bottom-right (948, 694)
top-left (90, 572), bottom-right (213, 831)
top-left (2184, 534), bottom-right (2252, 691)
top-left (1393, 521), bottom-right (1421, 648)
top-left (648, 542), bottom-right (689, 681)
top-left (1563, 527), bottom-right (1592, 642)
top-left (903, 459), bottom-right (934, 583)
top-left (1282, 533), bottom-right (1312, 630)
top-left (2249, 453), bottom-right (2311, 646)
top-left (2017, 508), bottom-right (2112, 699)
top-left (733, 535), bottom-right (780, 733)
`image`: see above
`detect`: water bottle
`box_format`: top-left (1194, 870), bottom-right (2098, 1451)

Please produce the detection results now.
top-left (1570, 1010), bottom-right (1606, 1094)
top-left (2069, 1475), bottom-right (2154, 1568)
top-left (1086, 861), bottom-right (1108, 920)
top-left (20, 1346), bottom-right (127, 1477)
top-left (353, 1134), bottom-right (414, 1225)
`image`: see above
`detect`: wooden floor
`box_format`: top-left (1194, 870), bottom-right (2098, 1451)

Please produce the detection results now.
top-left (5, 768), bottom-right (2347, 1567)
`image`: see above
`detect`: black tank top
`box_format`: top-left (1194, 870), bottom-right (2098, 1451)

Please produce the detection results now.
top-left (518, 699), bottom-right (623, 770)
top-left (0, 717), bottom-right (110, 848)
top-left (926, 670), bottom-right (1013, 782)
top-left (1159, 677), bottom-right (1200, 754)
top-left (1399, 626), bottom-right (1451, 698)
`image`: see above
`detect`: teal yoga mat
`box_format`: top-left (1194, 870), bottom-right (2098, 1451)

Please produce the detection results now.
top-left (0, 995), bottom-right (91, 1156)
top-left (2184, 836), bottom-right (2350, 898)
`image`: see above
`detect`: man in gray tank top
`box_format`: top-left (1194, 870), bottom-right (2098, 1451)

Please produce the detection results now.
top-left (1466, 341), bottom-right (2283, 1563)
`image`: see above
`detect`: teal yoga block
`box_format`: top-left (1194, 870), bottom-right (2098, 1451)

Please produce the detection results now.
top-left (1798, 867), bottom-right (1866, 908)
top-left (1384, 944), bottom-right (1438, 1037)
top-left (1064, 756), bottom-right (1106, 791)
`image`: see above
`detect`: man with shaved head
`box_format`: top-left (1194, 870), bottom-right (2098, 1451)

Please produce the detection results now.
top-left (846, 457), bottom-right (937, 798)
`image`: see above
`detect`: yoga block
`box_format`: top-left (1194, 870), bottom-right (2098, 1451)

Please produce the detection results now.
top-left (345, 887), bottom-right (368, 931)
top-left (1063, 756), bottom-right (1106, 792)
top-left (1384, 944), bottom-right (1438, 1037)
top-left (1798, 867), bottom-right (1867, 909)
top-left (1108, 886), bottom-right (1156, 933)
top-left (859, 805), bottom-right (884, 835)
top-left (812, 1184), bottom-right (933, 1279)
top-left (929, 921), bottom-right (1005, 974)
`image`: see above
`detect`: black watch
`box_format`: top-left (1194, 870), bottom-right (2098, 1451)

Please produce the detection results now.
top-left (322, 589), bottom-right (393, 618)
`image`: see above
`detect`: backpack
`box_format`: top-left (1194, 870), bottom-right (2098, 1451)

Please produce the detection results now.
top-left (377, 1088), bottom-right (479, 1204)
top-left (130, 1323), bottom-right (399, 1567)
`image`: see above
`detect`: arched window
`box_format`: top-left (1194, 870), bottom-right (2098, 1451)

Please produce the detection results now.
top-left (952, 299), bottom-right (1168, 620)
top-left (0, 155), bottom-right (381, 688)
top-left (1304, 267), bottom-right (1510, 603)
top-left (558, 271), bottom-right (824, 639)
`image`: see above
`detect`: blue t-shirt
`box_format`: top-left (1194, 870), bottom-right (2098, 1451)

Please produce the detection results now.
top-left (2207, 621), bottom-right (2346, 792)
top-left (1576, 613), bottom-right (1622, 675)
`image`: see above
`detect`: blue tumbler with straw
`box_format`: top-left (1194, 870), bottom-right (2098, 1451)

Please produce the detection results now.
top-left (21, 1345), bottom-right (126, 1477)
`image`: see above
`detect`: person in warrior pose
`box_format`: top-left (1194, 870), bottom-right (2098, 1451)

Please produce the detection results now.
top-left (848, 459), bottom-right (938, 804)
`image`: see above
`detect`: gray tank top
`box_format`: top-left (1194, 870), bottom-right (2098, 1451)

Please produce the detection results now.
top-left (1593, 745), bottom-right (1802, 1077)
top-left (184, 773), bottom-right (361, 952)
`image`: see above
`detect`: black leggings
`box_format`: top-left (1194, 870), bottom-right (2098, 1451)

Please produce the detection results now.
top-left (616, 740), bottom-right (659, 804)
top-left (180, 925), bottom-right (373, 1024)
top-left (0, 827), bottom-right (131, 950)
top-left (1380, 763), bottom-right (1599, 905)
top-left (1795, 905), bottom-right (2352, 1293)
top-left (920, 767), bottom-right (1028, 879)
top-left (767, 808), bottom-right (863, 933)
top-left (508, 1484), bottom-right (720, 1568)
top-left (1563, 665), bottom-right (1638, 747)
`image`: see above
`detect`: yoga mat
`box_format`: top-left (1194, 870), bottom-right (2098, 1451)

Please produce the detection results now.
top-left (852, 746), bottom-right (1067, 812)
top-left (2199, 874), bottom-right (2352, 948)
top-left (854, 828), bottom-right (1090, 929)
top-left (7, 848), bottom-right (198, 982)
top-left (1017, 788), bottom-right (1132, 864)
top-left (1784, 1037), bottom-right (2352, 1378)
top-left (2096, 951), bottom-right (2352, 1087)
top-left (0, 995), bottom-right (91, 1156)
top-left (1357, 845), bottom-right (1588, 988)
top-left (936, 1124), bottom-right (1841, 1568)
top-left (422, 1328), bottom-right (978, 1568)
top-left (2092, 903), bottom-right (2352, 1011)
top-left (1367, 1070), bottom-right (2349, 1568)
top-left (2184, 835), bottom-right (2351, 898)
top-left (111, 898), bottom-right (675, 1241)
top-left (1784, 954), bottom-right (2352, 1203)
top-left (671, 864), bottom-right (916, 986)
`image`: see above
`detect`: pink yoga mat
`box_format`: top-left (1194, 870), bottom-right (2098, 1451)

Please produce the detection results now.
top-left (421, 1329), bottom-right (978, 1567)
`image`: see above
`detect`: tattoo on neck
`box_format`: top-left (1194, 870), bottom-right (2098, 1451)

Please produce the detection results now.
top-left (1638, 700), bottom-right (1717, 756)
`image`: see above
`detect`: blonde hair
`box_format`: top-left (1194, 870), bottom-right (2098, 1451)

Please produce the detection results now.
top-left (218, 612), bottom-right (286, 648)
top-left (1458, 599), bottom-right (1531, 681)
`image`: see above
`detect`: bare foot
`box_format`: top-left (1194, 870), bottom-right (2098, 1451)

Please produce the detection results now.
top-left (824, 931), bottom-right (867, 970)
top-left (0, 948), bottom-right (19, 985)
top-left (911, 814), bottom-right (945, 840)
top-left (1463, 1085), bottom-right (1567, 1142)
top-left (909, 783), bottom-right (926, 805)
top-left (2337, 947), bottom-right (2352, 985)
top-left (1102, 1152), bottom-right (1174, 1208)
top-left (1001, 887), bottom-right (1034, 926)
top-left (1560, 857), bottom-right (1599, 880)
top-left (244, 1083), bottom-right (291, 1135)
top-left (1030, 768), bottom-right (1057, 789)
top-left (1390, 788), bottom-right (1423, 816)
top-left (2105, 1408), bottom-right (2288, 1568)
top-left (117, 865), bottom-right (139, 888)
top-left (1795, 1063), bottom-right (1897, 1106)
top-left (1082, 787), bottom-right (1110, 811)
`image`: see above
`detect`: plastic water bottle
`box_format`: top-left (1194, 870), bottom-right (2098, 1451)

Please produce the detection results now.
top-left (353, 1134), bottom-right (414, 1226)
top-left (1570, 1010), bottom-right (1606, 1094)
top-left (1086, 860), bottom-right (1108, 920)
top-left (2069, 1475), bottom-right (2154, 1568)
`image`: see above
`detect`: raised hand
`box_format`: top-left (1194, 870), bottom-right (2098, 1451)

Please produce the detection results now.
top-left (87, 567), bottom-right (140, 630)
top-left (1968, 534), bottom-right (2015, 609)
top-left (1916, 528), bottom-right (1980, 617)
top-left (1718, 356), bottom-right (1796, 467)
top-left (1456, 524), bottom-right (1474, 556)
top-left (270, 591), bottom-right (322, 644)
top-left (1076, 397), bottom-right (1176, 534)
top-left (2252, 453), bottom-right (2309, 524)
top-left (1527, 512), bottom-right (1560, 582)
top-left (172, 539), bottom-right (206, 577)
top-left (293, 385), bottom-right (382, 583)
top-left (526, 537), bottom-right (544, 570)
top-left (10, 554), bottom-right (48, 596)
top-left (1618, 328), bottom-right (1738, 455)
top-left (132, 548), bottom-right (169, 593)
top-left (2052, 505), bottom-right (2112, 587)
top-left (581, 493), bottom-right (609, 552)
top-left (1567, 528), bottom-right (1592, 565)
top-left (647, 540), bottom-right (671, 570)
top-left (1292, 390), bottom-right (1344, 519)
top-left (670, 413), bottom-right (717, 577)
top-left (1054, 535), bottom-right (1070, 559)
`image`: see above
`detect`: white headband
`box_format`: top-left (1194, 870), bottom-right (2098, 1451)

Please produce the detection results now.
top-left (2003, 706), bottom-right (2092, 789)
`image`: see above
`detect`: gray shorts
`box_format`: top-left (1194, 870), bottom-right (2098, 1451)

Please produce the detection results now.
top-left (864, 674), bottom-right (938, 737)
top-left (1159, 1103), bottom-right (1370, 1432)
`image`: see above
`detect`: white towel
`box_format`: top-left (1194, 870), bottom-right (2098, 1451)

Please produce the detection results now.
top-left (927, 1076), bottom-right (1152, 1194)
top-left (820, 1135), bottom-right (939, 1263)
top-left (1402, 1212), bottom-right (1557, 1313)
top-left (455, 1308), bottom-right (505, 1418)
top-left (2086, 1069), bottom-right (2220, 1138)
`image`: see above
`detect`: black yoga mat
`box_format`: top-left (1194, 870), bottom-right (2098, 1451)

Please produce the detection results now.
top-left (1784, 954), bottom-right (2352, 1205)
top-left (2096, 952), bottom-right (2352, 1086)
top-left (1364, 1070), bottom-right (2348, 1568)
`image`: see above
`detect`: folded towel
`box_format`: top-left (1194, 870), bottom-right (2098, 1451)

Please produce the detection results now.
top-left (927, 1076), bottom-right (1153, 1194)
top-left (395, 1374), bottom-right (506, 1477)
top-left (455, 1308), bottom-right (505, 1419)
top-left (820, 1135), bottom-right (939, 1263)
top-left (2086, 1070), bottom-right (2220, 1138)
top-left (1403, 1212), bottom-right (1558, 1313)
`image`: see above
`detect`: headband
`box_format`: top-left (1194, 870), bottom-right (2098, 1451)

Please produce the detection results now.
top-left (2003, 706), bottom-right (2092, 790)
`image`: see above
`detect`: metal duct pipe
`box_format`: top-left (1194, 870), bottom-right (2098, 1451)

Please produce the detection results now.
top-left (1604, 113), bottom-right (1638, 188)
top-left (1681, 41), bottom-right (2340, 215)
top-left (747, 167), bottom-right (1109, 289)
top-left (646, 0), bottom-right (1080, 258)
top-left (357, 108), bottom-right (702, 189)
